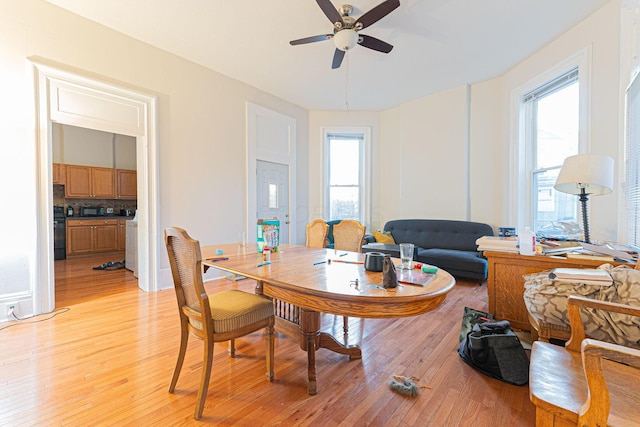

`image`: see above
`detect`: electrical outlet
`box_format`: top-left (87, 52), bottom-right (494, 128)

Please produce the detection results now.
top-left (1, 302), bottom-right (19, 321)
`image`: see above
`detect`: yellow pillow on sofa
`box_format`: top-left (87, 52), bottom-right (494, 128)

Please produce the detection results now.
top-left (373, 230), bottom-right (396, 244)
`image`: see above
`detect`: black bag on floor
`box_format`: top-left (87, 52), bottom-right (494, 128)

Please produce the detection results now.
top-left (459, 306), bottom-right (494, 342)
top-left (458, 320), bottom-right (529, 386)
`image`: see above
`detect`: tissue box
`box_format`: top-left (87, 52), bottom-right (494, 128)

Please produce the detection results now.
top-left (257, 219), bottom-right (280, 252)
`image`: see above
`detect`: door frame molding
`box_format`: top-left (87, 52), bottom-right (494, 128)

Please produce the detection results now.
top-left (246, 103), bottom-right (297, 244)
top-left (31, 57), bottom-right (159, 314)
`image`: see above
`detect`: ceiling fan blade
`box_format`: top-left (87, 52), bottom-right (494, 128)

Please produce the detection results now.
top-left (357, 34), bottom-right (393, 53)
top-left (290, 34), bottom-right (332, 45)
top-left (332, 48), bottom-right (345, 69)
top-left (355, 0), bottom-right (400, 29)
top-left (316, 0), bottom-right (343, 26)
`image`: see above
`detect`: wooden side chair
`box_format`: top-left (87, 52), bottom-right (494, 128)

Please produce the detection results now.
top-left (333, 219), bottom-right (366, 253)
top-left (332, 219), bottom-right (366, 333)
top-left (529, 295), bottom-right (640, 426)
top-left (306, 219), bottom-right (329, 248)
top-left (164, 227), bottom-right (275, 420)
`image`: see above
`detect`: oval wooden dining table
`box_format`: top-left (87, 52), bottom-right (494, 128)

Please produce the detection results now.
top-left (202, 244), bottom-right (456, 395)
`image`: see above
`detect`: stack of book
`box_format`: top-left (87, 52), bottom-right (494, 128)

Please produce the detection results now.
top-left (475, 236), bottom-right (519, 253)
top-left (538, 240), bottom-right (582, 255)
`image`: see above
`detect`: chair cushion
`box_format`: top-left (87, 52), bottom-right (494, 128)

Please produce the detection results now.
top-left (208, 290), bottom-right (273, 334)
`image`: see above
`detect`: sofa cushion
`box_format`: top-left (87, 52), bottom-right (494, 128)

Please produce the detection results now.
top-left (416, 248), bottom-right (488, 277)
top-left (373, 230), bottom-right (396, 244)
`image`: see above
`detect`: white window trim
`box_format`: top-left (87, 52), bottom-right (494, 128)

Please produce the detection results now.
top-left (508, 47), bottom-right (591, 232)
top-left (321, 126), bottom-right (372, 228)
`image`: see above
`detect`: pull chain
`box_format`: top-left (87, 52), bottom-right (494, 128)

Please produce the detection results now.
top-left (345, 50), bottom-right (350, 112)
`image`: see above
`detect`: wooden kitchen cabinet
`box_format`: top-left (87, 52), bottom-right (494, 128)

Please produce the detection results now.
top-left (485, 251), bottom-right (623, 331)
top-left (65, 165), bottom-right (116, 199)
top-left (66, 219), bottom-right (119, 256)
top-left (116, 169), bottom-right (137, 199)
top-left (117, 218), bottom-right (127, 251)
top-left (52, 163), bottom-right (66, 184)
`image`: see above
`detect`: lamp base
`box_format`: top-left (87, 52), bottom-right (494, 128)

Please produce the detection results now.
top-left (579, 188), bottom-right (591, 244)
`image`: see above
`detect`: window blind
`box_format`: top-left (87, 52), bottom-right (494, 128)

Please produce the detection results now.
top-left (522, 68), bottom-right (579, 103)
top-left (327, 132), bottom-right (364, 141)
top-left (626, 72), bottom-right (640, 246)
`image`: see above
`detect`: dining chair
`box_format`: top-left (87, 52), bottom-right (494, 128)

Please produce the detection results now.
top-left (332, 219), bottom-right (366, 333)
top-left (332, 219), bottom-right (366, 253)
top-left (306, 219), bottom-right (329, 248)
top-left (164, 226), bottom-right (275, 420)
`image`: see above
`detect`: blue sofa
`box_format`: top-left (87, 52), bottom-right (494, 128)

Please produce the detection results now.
top-left (362, 219), bottom-right (494, 281)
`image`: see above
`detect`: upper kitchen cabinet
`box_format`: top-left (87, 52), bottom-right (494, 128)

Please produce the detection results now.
top-left (65, 165), bottom-right (116, 199)
top-left (116, 169), bottom-right (137, 199)
top-left (52, 163), bottom-right (66, 185)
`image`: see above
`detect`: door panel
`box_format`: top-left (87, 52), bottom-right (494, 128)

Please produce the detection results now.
top-left (257, 160), bottom-right (289, 244)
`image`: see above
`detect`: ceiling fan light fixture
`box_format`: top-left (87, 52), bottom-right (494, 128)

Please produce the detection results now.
top-left (334, 29), bottom-right (358, 51)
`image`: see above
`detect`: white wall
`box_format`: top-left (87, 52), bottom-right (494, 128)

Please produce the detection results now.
top-left (52, 124), bottom-right (137, 169)
top-left (469, 77), bottom-right (506, 228)
top-left (0, 0), bottom-right (309, 312)
top-left (380, 86), bottom-right (469, 226)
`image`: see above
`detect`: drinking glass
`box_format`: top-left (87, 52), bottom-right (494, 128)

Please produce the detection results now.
top-left (399, 243), bottom-right (414, 270)
top-left (237, 231), bottom-right (246, 247)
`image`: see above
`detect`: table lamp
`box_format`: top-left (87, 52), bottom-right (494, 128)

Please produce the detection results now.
top-left (554, 154), bottom-right (614, 243)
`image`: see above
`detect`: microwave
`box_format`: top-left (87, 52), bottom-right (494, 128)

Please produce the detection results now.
top-left (80, 206), bottom-right (105, 217)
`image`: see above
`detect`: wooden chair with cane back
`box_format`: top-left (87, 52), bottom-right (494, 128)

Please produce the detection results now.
top-left (306, 219), bottom-right (329, 248)
top-left (529, 295), bottom-right (640, 426)
top-left (332, 219), bottom-right (366, 333)
top-left (332, 220), bottom-right (366, 253)
top-left (164, 227), bottom-right (275, 420)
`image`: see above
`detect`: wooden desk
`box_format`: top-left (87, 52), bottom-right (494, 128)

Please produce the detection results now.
top-left (202, 244), bottom-right (455, 395)
top-left (485, 251), bottom-right (624, 331)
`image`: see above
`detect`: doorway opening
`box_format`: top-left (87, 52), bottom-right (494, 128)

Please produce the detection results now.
top-left (52, 124), bottom-right (139, 305)
top-left (32, 58), bottom-right (159, 316)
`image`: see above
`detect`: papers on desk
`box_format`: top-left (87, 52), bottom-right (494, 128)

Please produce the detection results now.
top-left (579, 242), bottom-right (635, 261)
top-left (548, 268), bottom-right (613, 286)
top-left (541, 241), bottom-right (637, 263)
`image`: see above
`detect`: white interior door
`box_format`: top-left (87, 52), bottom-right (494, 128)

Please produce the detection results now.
top-left (246, 102), bottom-right (296, 245)
top-left (256, 161), bottom-right (289, 244)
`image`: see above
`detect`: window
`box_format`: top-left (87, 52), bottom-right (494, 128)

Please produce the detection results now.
top-left (625, 72), bottom-right (640, 246)
top-left (517, 65), bottom-right (585, 238)
top-left (323, 128), bottom-right (370, 225)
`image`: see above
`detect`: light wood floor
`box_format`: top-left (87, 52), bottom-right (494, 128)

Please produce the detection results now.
top-left (0, 253), bottom-right (536, 426)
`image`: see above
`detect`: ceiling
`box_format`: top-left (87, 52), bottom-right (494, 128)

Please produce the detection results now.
top-left (45, 0), bottom-right (611, 111)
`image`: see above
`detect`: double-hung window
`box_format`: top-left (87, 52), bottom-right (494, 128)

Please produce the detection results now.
top-left (515, 57), bottom-right (587, 238)
top-left (525, 69), bottom-right (580, 235)
top-left (323, 128), bottom-right (371, 225)
top-left (625, 72), bottom-right (640, 246)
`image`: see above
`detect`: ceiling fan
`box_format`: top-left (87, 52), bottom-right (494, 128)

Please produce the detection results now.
top-left (290, 0), bottom-right (400, 69)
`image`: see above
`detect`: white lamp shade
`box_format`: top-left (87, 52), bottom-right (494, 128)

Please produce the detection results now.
top-left (334, 29), bottom-right (358, 51)
top-left (554, 154), bottom-right (614, 196)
